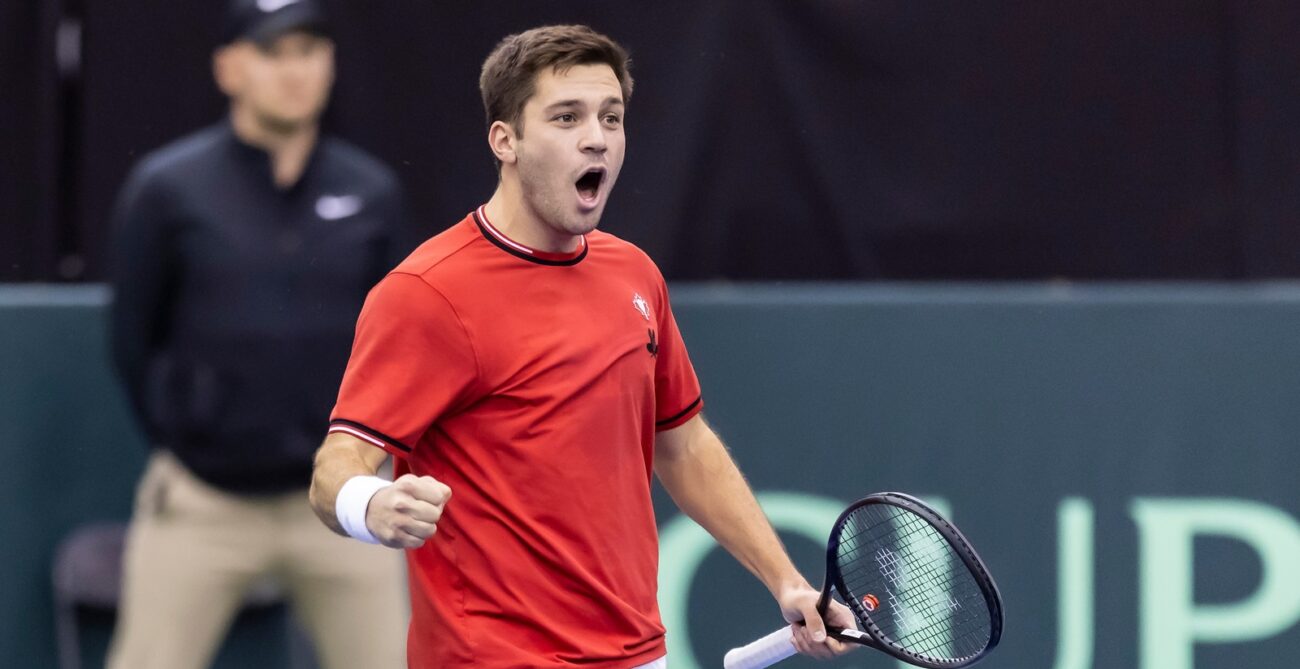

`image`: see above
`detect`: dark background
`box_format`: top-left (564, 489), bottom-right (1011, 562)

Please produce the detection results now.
top-left (8, 5), bottom-right (1300, 666)
top-left (5, 0), bottom-right (1300, 282)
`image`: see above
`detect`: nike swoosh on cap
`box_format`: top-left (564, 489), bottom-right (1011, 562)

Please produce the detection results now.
top-left (257, 0), bottom-right (303, 13)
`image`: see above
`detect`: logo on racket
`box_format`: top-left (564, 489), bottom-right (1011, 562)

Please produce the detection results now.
top-left (862, 593), bottom-right (879, 612)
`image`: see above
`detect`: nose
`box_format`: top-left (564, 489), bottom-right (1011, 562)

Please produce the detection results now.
top-left (578, 118), bottom-right (607, 154)
top-left (280, 52), bottom-right (315, 79)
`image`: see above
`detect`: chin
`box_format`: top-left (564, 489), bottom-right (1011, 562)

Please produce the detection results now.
top-left (557, 218), bottom-right (599, 237)
top-left (256, 106), bottom-right (321, 133)
top-left (567, 209), bottom-right (604, 234)
top-left (256, 115), bottom-right (308, 135)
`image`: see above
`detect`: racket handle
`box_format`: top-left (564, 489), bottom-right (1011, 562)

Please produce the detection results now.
top-left (723, 625), bottom-right (798, 669)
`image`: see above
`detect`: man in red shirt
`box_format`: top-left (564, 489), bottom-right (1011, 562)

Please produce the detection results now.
top-left (309, 24), bottom-right (854, 668)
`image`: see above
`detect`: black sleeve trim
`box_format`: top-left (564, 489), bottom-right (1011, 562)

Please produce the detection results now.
top-left (329, 418), bottom-right (413, 453)
top-left (656, 396), bottom-right (703, 427)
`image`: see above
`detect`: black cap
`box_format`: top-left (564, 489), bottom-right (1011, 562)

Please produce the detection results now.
top-left (222, 0), bottom-right (330, 46)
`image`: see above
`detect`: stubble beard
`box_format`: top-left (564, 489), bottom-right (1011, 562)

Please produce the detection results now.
top-left (518, 164), bottom-right (600, 238)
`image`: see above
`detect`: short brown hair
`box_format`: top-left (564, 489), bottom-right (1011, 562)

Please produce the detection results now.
top-left (479, 25), bottom-right (633, 136)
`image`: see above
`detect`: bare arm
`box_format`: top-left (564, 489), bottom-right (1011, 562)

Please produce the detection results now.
top-left (308, 431), bottom-right (390, 533)
top-left (655, 414), bottom-right (804, 594)
top-left (655, 414), bottom-right (854, 660)
top-left (309, 431), bottom-right (451, 548)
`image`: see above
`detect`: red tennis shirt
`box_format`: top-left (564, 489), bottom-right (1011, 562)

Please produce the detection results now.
top-left (328, 207), bottom-right (703, 668)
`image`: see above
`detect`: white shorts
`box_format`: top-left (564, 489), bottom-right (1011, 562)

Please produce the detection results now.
top-left (634, 656), bottom-right (668, 669)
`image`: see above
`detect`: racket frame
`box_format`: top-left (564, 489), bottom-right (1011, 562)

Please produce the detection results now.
top-left (822, 491), bottom-right (1004, 668)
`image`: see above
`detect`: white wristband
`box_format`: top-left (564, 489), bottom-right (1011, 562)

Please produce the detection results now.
top-left (336, 475), bottom-right (391, 544)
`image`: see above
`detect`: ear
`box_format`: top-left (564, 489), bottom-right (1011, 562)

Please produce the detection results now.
top-left (322, 41), bottom-right (337, 88)
top-left (487, 120), bottom-right (519, 166)
top-left (212, 45), bottom-right (241, 97)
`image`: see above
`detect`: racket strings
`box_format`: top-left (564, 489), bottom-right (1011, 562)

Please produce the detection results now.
top-left (850, 510), bottom-right (991, 651)
top-left (839, 538), bottom-right (988, 657)
top-left (842, 549), bottom-right (985, 656)
top-left (834, 504), bottom-right (992, 661)
top-left (840, 509), bottom-right (990, 657)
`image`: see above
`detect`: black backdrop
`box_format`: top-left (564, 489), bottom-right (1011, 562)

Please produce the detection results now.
top-left (5, 0), bottom-right (1300, 281)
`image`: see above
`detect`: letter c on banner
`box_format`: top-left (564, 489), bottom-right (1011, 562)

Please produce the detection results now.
top-left (658, 492), bottom-right (845, 669)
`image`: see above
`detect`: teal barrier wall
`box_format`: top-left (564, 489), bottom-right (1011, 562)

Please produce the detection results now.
top-left (0, 286), bottom-right (294, 668)
top-left (3, 284), bottom-right (1299, 668)
top-left (1, 286), bottom-right (145, 668)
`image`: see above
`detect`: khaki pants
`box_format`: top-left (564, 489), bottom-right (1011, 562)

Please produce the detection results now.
top-left (107, 451), bottom-right (408, 669)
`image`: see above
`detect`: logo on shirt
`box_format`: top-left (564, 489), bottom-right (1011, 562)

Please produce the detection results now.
top-left (646, 329), bottom-right (658, 357)
top-left (632, 292), bottom-right (650, 321)
top-left (315, 194), bottom-right (364, 221)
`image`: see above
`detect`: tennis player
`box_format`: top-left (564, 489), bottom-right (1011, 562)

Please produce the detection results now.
top-left (309, 24), bottom-right (854, 668)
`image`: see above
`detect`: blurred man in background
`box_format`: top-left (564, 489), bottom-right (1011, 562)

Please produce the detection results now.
top-left (106, 1), bottom-right (409, 667)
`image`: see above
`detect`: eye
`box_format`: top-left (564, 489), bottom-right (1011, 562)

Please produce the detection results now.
top-left (603, 113), bottom-right (622, 127)
top-left (554, 113), bottom-right (577, 124)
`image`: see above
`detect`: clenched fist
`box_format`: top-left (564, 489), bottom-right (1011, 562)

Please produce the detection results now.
top-left (366, 474), bottom-right (452, 549)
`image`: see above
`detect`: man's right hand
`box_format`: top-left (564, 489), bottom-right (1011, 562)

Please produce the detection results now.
top-left (366, 474), bottom-right (452, 549)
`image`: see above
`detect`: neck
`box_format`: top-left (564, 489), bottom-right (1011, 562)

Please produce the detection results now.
top-left (482, 177), bottom-right (583, 254)
top-left (229, 104), bottom-right (318, 188)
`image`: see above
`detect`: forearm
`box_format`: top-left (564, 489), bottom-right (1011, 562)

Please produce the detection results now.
top-left (308, 432), bottom-right (389, 534)
top-left (655, 419), bottom-right (808, 596)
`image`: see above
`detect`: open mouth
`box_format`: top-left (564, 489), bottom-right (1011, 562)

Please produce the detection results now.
top-left (575, 168), bottom-right (605, 202)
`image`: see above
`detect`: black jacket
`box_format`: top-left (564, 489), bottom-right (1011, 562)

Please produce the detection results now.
top-left (110, 121), bottom-right (415, 493)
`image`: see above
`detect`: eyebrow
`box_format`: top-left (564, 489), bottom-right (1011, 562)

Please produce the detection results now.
top-left (542, 97), bottom-right (625, 112)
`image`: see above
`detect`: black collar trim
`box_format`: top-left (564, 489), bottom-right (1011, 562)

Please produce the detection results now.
top-left (471, 207), bottom-right (588, 267)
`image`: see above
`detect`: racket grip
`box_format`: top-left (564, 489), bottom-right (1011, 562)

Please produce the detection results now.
top-left (723, 625), bottom-right (798, 669)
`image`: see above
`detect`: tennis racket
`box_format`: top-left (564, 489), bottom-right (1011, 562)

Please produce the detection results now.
top-left (724, 492), bottom-right (1003, 669)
